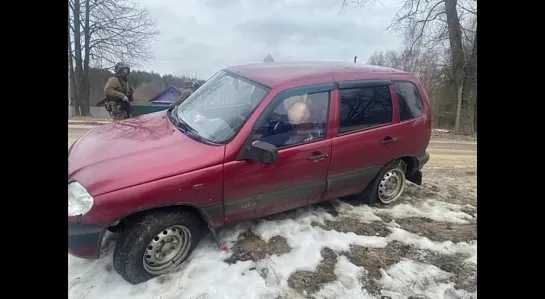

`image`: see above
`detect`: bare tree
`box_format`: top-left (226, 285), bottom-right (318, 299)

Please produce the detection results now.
top-left (341, 0), bottom-right (477, 134)
top-left (68, 1), bottom-right (77, 112)
top-left (69, 0), bottom-right (159, 116)
top-left (368, 49), bottom-right (449, 127)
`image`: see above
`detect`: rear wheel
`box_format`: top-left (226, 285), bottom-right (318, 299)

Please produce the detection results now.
top-left (360, 160), bottom-right (407, 205)
top-left (113, 210), bottom-right (202, 284)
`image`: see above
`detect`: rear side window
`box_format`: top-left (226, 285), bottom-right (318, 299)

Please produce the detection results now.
top-left (338, 85), bottom-right (392, 134)
top-left (394, 81), bottom-right (424, 121)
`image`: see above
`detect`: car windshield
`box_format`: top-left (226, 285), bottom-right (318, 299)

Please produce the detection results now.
top-left (172, 71), bottom-right (268, 143)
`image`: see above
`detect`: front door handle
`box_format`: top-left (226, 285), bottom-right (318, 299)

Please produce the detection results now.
top-left (381, 136), bottom-right (398, 144)
top-left (307, 152), bottom-right (329, 161)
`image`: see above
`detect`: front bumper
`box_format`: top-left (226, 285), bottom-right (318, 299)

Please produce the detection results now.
top-left (68, 223), bottom-right (104, 259)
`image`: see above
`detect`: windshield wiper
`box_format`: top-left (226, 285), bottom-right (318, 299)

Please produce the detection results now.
top-left (176, 117), bottom-right (195, 133)
top-left (167, 107), bottom-right (180, 126)
top-left (175, 114), bottom-right (215, 144)
top-left (167, 107), bottom-right (192, 132)
top-left (167, 107), bottom-right (217, 145)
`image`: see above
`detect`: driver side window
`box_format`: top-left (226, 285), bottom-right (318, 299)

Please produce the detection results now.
top-left (253, 91), bottom-right (330, 148)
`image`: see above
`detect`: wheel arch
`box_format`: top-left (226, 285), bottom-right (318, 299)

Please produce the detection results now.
top-left (109, 203), bottom-right (213, 229)
top-left (106, 203), bottom-right (224, 247)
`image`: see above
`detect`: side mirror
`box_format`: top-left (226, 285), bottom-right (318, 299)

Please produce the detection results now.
top-left (239, 140), bottom-right (278, 164)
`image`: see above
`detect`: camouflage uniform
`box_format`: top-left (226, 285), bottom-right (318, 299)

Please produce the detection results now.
top-left (104, 62), bottom-right (134, 120)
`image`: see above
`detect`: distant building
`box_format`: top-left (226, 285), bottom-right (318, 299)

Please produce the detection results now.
top-left (263, 54), bottom-right (274, 62)
top-left (149, 85), bottom-right (182, 107)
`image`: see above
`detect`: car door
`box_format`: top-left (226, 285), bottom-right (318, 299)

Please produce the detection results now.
top-left (325, 80), bottom-right (401, 199)
top-left (222, 83), bottom-right (335, 224)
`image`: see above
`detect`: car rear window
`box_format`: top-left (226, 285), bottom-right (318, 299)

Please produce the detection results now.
top-left (394, 81), bottom-right (424, 121)
top-left (338, 85), bottom-right (393, 134)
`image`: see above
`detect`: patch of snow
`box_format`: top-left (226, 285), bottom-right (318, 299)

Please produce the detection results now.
top-left (386, 228), bottom-right (477, 260)
top-left (333, 199), bottom-right (475, 224)
top-left (333, 200), bottom-right (384, 222)
top-left (465, 254), bottom-right (477, 265)
top-left (315, 256), bottom-right (374, 299)
top-left (252, 209), bottom-right (388, 281)
top-left (379, 260), bottom-right (475, 299)
top-left (386, 219), bottom-right (400, 228)
top-left (464, 204), bottom-right (477, 212)
top-left (70, 234), bottom-right (282, 299)
top-left (175, 242), bottom-right (279, 299)
top-left (69, 200), bottom-right (476, 299)
top-left (374, 199), bottom-right (475, 224)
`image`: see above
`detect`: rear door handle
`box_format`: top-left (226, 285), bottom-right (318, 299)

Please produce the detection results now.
top-left (307, 152), bottom-right (329, 161)
top-left (381, 136), bottom-right (398, 144)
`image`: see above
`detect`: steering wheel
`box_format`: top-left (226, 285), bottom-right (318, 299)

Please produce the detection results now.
top-left (268, 112), bottom-right (287, 124)
top-left (263, 116), bottom-right (293, 138)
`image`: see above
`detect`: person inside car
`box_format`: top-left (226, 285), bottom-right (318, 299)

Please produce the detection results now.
top-left (284, 101), bottom-right (316, 145)
top-left (261, 100), bottom-right (321, 147)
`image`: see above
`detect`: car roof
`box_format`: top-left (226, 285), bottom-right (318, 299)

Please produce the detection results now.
top-left (223, 61), bottom-right (410, 88)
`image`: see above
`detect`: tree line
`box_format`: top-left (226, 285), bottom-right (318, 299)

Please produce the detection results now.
top-left (343, 0), bottom-right (477, 135)
top-left (69, 0), bottom-right (477, 134)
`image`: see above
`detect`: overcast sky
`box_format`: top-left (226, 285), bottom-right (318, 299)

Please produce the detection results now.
top-left (139, 0), bottom-right (402, 79)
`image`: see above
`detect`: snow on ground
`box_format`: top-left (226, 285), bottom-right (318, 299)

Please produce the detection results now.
top-left (337, 199), bottom-right (474, 224)
top-left (378, 260), bottom-right (473, 299)
top-left (69, 160), bottom-right (477, 299)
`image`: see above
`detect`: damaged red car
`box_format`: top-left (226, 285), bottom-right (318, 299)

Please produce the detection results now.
top-left (68, 62), bottom-right (431, 284)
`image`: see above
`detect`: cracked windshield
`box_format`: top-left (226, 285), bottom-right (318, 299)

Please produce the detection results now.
top-left (68, 0), bottom-right (477, 298)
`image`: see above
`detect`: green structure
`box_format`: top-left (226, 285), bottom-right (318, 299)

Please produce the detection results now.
top-left (131, 105), bottom-right (168, 117)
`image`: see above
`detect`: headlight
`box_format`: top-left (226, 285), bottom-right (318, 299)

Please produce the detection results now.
top-left (68, 182), bottom-right (94, 216)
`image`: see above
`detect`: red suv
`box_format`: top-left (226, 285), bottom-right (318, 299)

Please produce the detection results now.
top-left (68, 62), bottom-right (431, 284)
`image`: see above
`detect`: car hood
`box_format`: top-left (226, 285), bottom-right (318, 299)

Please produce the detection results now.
top-left (68, 111), bottom-right (225, 196)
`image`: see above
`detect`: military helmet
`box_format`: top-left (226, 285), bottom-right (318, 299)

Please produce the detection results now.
top-left (114, 62), bottom-right (130, 75)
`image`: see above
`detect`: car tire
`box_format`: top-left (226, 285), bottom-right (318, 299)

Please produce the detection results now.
top-left (360, 160), bottom-right (407, 205)
top-left (113, 209), bottom-right (203, 284)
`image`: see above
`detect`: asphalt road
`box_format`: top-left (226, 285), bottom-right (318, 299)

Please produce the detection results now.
top-left (68, 125), bottom-right (476, 156)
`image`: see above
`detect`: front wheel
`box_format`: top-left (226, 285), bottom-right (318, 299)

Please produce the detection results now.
top-left (113, 210), bottom-right (202, 284)
top-left (360, 160), bottom-right (407, 205)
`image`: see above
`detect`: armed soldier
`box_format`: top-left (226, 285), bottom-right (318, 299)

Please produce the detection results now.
top-left (104, 62), bottom-right (134, 120)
